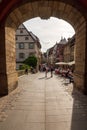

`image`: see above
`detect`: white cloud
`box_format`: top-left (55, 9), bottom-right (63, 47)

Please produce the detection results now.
top-left (24, 17), bottom-right (75, 52)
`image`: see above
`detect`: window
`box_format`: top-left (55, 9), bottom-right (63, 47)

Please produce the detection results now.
top-left (19, 65), bottom-right (23, 69)
top-left (29, 53), bottom-right (34, 56)
top-left (20, 29), bottom-right (23, 33)
top-left (25, 36), bottom-right (29, 40)
top-left (19, 53), bottom-right (25, 59)
top-left (29, 43), bottom-right (34, 49)
top-left (19, 43), bottom-right (24, 49)
top-left (15, 36), bottom-right (18, 40)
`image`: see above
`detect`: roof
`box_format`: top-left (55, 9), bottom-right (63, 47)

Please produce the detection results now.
top-left (65, 35), bottom-right (75, 47)
top-left (21, 24), bottom-right (41, 49)
top-left (29, 32), bottom-right (41, 49)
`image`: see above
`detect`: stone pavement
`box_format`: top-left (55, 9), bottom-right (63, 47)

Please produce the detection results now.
top-left (0, 72), bottom-right (87, 130)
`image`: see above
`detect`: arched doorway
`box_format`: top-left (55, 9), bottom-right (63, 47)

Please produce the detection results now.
top-left (0, 0), bottom-right (87, 95)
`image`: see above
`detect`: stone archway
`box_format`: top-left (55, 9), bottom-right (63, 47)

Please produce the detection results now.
top-left (0, 0), bottom-right (87, 95)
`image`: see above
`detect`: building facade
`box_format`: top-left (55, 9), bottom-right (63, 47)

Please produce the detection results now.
top-left (16, 24), bottom-right (41, 70)
top-left (64, 35), bottom-right (75, 62)
top-left (53, 38), bottom-right (67, 64)
top-left (46, 47), bottom-right (54, 65)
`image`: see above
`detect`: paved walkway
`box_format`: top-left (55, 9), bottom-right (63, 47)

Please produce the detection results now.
top-left (0, 72), bottom-right (87, 130)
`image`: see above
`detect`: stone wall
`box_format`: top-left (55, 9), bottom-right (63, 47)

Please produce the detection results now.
top-left (5, 26), bottom-right (18, 94)
top-left (74, 20), bottom-right (86, 93)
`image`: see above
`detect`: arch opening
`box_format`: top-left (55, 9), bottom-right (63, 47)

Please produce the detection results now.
top-left (23, 17), bottom-right (75, 52)
top-left (15, 16), bottom-right (75, 72)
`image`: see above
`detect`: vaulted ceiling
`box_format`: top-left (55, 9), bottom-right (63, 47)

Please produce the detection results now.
top-left (0, 0), bottom-right (87, 24)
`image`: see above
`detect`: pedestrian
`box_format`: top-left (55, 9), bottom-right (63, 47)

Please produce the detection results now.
top-left (50, 65), bottom-right (54, 77)
top-left (45, 66), bottom-right (48, 77)
top-left (25, 68), bottom-right (28, 74)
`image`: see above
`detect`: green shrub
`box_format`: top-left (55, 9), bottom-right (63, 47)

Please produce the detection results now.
top-left (19, 64), bottom-right (30, 70)
top-left (23, 56), bottom-right (37, 68)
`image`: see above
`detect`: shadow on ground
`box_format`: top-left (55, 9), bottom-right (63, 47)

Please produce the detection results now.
top-left (71, 86), bottom-right (87, 130)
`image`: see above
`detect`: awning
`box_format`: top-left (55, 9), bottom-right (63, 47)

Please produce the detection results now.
top-left (55, 61), bottom-right (75, 66)
top-left (68, 61), bottom-right (75, 65)
top-left (55, 62), bottom-right (68, 65)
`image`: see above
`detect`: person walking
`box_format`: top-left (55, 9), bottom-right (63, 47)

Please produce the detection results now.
top-left (25, 68), bottom-right (28, 75)
top-left (45, 66), bottom-right (48, 78)
top-left (50, 65), bottom-right (54, 77)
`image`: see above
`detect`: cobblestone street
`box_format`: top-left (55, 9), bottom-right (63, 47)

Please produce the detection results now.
top-left (0, 72), bottom-right (87, 130)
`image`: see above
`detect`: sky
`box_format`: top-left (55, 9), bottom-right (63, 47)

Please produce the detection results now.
top-left (24, 17), bottom-right (75, 53)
